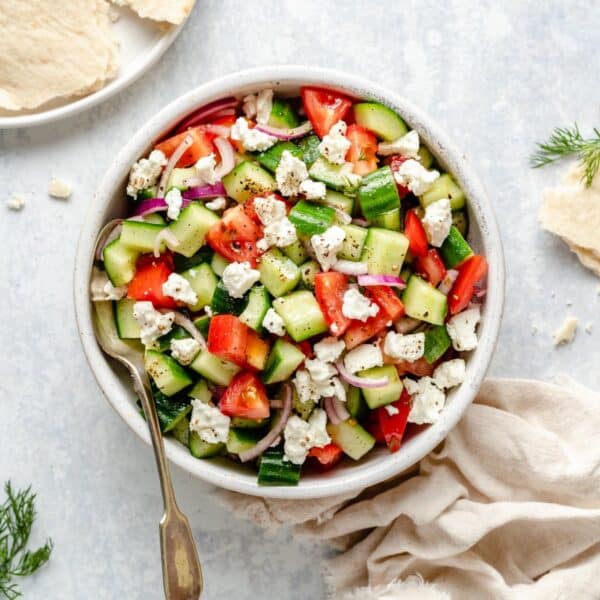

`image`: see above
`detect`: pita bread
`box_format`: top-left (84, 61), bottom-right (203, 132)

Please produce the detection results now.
top-left (112, 0), bottom-right (195, 25)
top-left (0, 0), bottom-right (119, 112)
top-left (539, 162), bottom-right (600, 278)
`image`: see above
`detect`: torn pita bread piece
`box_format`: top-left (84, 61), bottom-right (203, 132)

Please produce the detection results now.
top-left (0, 0), bottom-right (119, 112)
top-left (112, 0), bottom-right (195, 25)
top-left (540, 162), bottom-right (600, 278)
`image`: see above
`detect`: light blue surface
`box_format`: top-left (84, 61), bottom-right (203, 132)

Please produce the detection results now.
top-left (1, 1), bottom-right (598, 598)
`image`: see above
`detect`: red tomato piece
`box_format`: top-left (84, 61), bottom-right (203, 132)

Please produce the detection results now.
top-left (415, 249), bottom-right (447, 287)
top-left (346, 124), bottom-right (379, 175)
top-left (366, 286), bottom-right (405, 321)
top-left (245, 330), bottom-right (270, 371)
top-left (207, 315), bottom-right (249, 366)
top-left (219, 372), bottom-right (270, 420)
top-left (296, 340), bottom-right (314, 359)
top-left (377, 390), bottom-right (411, 453)
top-left (127, 253), bottom-right (178, 309)
top-left (387, 155), bottom-right (411, 199)
top-left (344, 311), bottom-right (390, 349)
top-left (154, 127), bottom-right (215, 168)
top-left (300, 87), bottom-right (353, 138)
top-left (404, 210), bottom-right (429, 258)
top-left (365, 412), bottom-right (386, 444)
top-left (314, 272), bottom-right (352, 337)
top-left (308, 443), bottom-right (344, 471)
top-left (448, 255), bottom-right (488, 315)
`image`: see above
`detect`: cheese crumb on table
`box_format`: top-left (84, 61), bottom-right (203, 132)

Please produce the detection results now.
top-left (553, 316), bottom-right (578, 346)
top-left (6, 194), bottom-right (26, 211)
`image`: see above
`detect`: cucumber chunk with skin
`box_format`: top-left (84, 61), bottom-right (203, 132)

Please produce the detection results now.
top-left (321, 189), bottom-right (354, 215)
top-left (358, 166), bottom-right (400, 219)
top-left (258, 249), bottom-right (301, 297)
top-left (268, 98), bottom-right (300, 129)
top-left (226, 428), bottom-right (263, 455)
top-left (222, 161), bottom-right (276, 203)
top-left (171, 415), bottom-right (190, 446)
top-left (359, 365), bottom-right (403, 409)
top-left (190, 350), bottom-right (240, 386)
top-left (262, 339), bottom-right (306, 384)
top-left (167, 203), bottom-right (219, 257)
top-left (372, 208), bottom-right (401, 231)
top-left (188, 379), bottom-right (211, 403)
top-left (173, 246), bottom-right (214, 272)
top-left (239, 285), bottom-right (271, 331)
top-left (402, 275), bottom-right (448, 325)
top-left (255, 141), bottom-right (303, 173)
top-left (440, 226), bottom-right (473, 268)
top-left (189, 431), bottom-right (225, 458)
top-left (152, 388), bottom-right (192, 433)
top-left (103, 238), bottom-right (139, 287)
top-left (327, 420), bottom-right (375, 460)
top-left (273, 290), bottom-right (328, 342)
top-left (193, 315), bottom-right (210, 338)
top-left (167, 166), bottom-right (197, 191)
top-left (119, 220), bottom-right (165, 253)
top-left (361, 227), bottom-right (409, 276)
top-left (114, 298), bottom-right (141, 339)
top-left (292, 386), bottom-right (315, 420)
top-left (338, 224), bottom-right (368, 261)
top-left (309, 157), bottom-right (361, 196)
top-left (282, 238), bottom-right (309, 266)
top-left (299, 260), bottom-right (320, 289)
top-left (210, 280), bottom-right (249, 315)
top-left (230, 416), bottom-right (270, 429)
top-left (210, 253), bottom-right (230, 277)
top-left (420, 173), bottom-right (466, 210)
top-left (297, 134), bottom-right (321, 168)
top-left (424, 325), bottom-right (452, 364)
top-left (258, 448), bottom-right (301, 486)
top-left (181, 263), bottom-right (218, 311)
top-left (452, 210), bottom-right (469, 238)
top-left (346, 386), bottom-right (367, 420)
top-left (289, 200), bottom-right (336, 235)
top-left (353, 102), bottom-right (408, 141)
top-left (145, 350), bottom-right (193, 397)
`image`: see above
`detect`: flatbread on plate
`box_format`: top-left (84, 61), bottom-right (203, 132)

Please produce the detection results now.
top-left (0, 0), bottom-right (119, 112)
top-left (112, 0), bottom-right (195, 25)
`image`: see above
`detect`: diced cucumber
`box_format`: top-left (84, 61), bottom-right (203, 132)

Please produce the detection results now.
top-left (167, 166), bottom-right (196, 191)
top-left (255, 141), bottom-right (302, 173)
top-left (309, 157), bottom-right (361, 196)
top-left (258, 448), bottom-right (301, 486)
top-left (210, 280), bottom-right (249, 315)
top-left (188, 379), bottom-right (211, 403)
top-left (424, 325), bottom-right (452, 364)
top-left (298, 135), bottom-right (321, 168)
top-left (420, 173), bottom-right (465, 210)
top-left (136, 186), bottom-right (157, 202)
top-left (269, 98), bottom-right (300, 128)
top-left (402, 275), bottom-right (448, 325)
top-left (145, 350), bottom-right (193, 397)
top-left (239, 285), bottom-right (271, 331)
top-left (452, 210), bottom-right (469, 238)
top-left (321, 189), bottom-right (354, 215)
top-left (222, 161), bottom-right (276, 203)
top-left (359, 365), bottom-right (403, 408)
top-left (120, 220), bottom-right (165, 253)
top-left (289, 200), bottom-right (335, 235)
top-left (193, 315), bottom-right (210, 338)
top-left (372, 208), bottom-right (401, 231)
top-left (210, 253), bottom-right (230, 277)
top-left (358, 166), bottom-right (400, 219)
top-left (167, 203), bottom-right (219, 257)
top-left (273, 290), bottom-right (328, 342)
top-left (299, 260), bottom-right (320, 289)
top-left (262, 339), bottom-right (306, 384)
top-left (346, 386), bottom-right (367, 420)
top-left (353, 102), bottom-right (408, 141)
top-left (258, 249), bottom-right (301, 297)
top-left (327, 420), bottom-right (375, 460)
top-left (103, 238), bottom-right (139, 287)
top-left (190, 350), bottom-right (240, 386)
top-left (418, 146), bottom-right (434, 169)
top-left (155, 326), bottom-right (189, 353)
top-left (282, 239), bottom-right (309, 266)
top-left (114, 298), bottom-right (140, 339)
top-left (181, 263), bottom-right (218, 311)
top-left (174, 246), bottom-right (214, 272)
top-left (292, 386), bottom-right (315, 420)
top-left (171, 415), bottom-right (190, 446)
top-left (226, 428), bottom-right (263, 455)
top-left (230, 416), bottom-right (270, 429)
top-left (439, 226), bottom-right (473, 268)
top-left (361, 227), bottom-right (409, 276)
top-left (152, 388), bottom-right (192, 432)
top-left (338, 224), bottom-right (368, 261)
top-left (189, 431), bottom-right (225, 458)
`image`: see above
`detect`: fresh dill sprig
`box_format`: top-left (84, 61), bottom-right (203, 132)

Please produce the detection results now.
top-left (530, 123), bottom-right (600, 187)
top-left (0, 482), bottom-right (53, 599)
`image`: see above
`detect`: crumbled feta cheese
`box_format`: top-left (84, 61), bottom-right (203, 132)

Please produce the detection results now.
top-left (446, 306), bottom-right (481, 351)
top-left (344, 343), bottom-right (383, 373)
top-left (304, 358), bottom-right (337, 383)
top-left (311, 225), bottom-right (346, 271)
top-left (275, 150), bottom-right (309, 197)
top-left (7, 194), bottom-right (26, 211)
top-left (205, 196), bottom-right (227, 211)
top-left (221, 261), bottom-right (260, 298)
top-left (377, 130), bottom-right (420, 158)
top-left (404, 377), bottom-right (446, 424)
top-left (314, 337), bottom-right (345, 363)
top-left (262, 216), bottom-right (297, 248)
top-left (342, 288), bottom-right (380, 322)
top-left (204, 305), bottom-right (214, 317)
top-left (170, 338), bottom-right (201, 366)
top-left (394, 159), bottom-right (439, 196)
top-left (242, 88), bottom-right (273, 125)
top-left (283, 409), bottom-right (331, 465)
top-left (103, 280), bottom-right (127, 301)
top-left (165, 188), bottom-right (183, 220)
top-left (330, 377), bottom-right (347, 403)
top-left (231, 117), bottom-right (277, 152)
top-left (553, 316), bottom-right (578, 346)
top-left (262, 308), bottom-right (286, 336)
top-left (318, 121), bottom-right (351, 165)
top-left (253, 195), bottom-right (288, 226)
top-left (189, 400), bottom-right (230, 444)
top-left (48, 176), bottom-right (72, 199)
top-left (194, 153), bottom-right (218, 185)
top-left (299, 179), bottom-right (327, 200)
top-left (384, 331), bottom-right (425, 361)
top-left (438, 269), bottom-right (459, 295)
top-left (422, 198), bottom-right (452, 247)
top-left (433, 359), bottom-right (466, 389)
top-left (292, 368), bottom-right (344, 404)
top-left (162, 273), bottom-right (198, 306)
top-left (126, 150), bottom-right (167, 197)
top-left (384, 404), bottom-right (400, 416)
top-left (133, 301), bottom-right (174, 346)
top-left (585, 322), bottom-right (593, 334)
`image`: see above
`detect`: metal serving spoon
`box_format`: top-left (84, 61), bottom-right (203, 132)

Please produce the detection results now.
top-left (91, 222), bottom-right (203, 599)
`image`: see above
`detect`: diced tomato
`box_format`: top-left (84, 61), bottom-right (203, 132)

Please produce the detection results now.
top-left (207, 315), bottom-right (249, 366)
top-left (366, 286), bottom-right (405, 321)
top-left (300, 87), bottom-right (353, 138)
top-left (366, 412), bottom-right (386, 444)
top-left (377, 390), bottom-right (411, 453)
top-left (448, 254), bottom-right (488, 315)
top-left (415, 249), bottom-right (447, 287)
top-left (308, 443), bottom-right (344, 471)
top-left (388, 155), bottom-right (411, 199)
top-left (346, 124), bottom-right (378, 175)
top-left (404, 210), bottom-right (428, 258)
top-left (393, 357), bottom-right (436, 377)
top-left (296, 340), bottom-right (314, 359)
top-left (154, 127), bottom-right (215, 168)
top-left (127, 253), bottom-right (178, 309)
top-left (206, 203), bottom-right (263, 266)
top-left (245, 330), bottom-right (270, 371)
top-left (219, 372), bottom-right (270, 420)
top-left (344, 311), bottom-right (390, 349)
top-left (314, 272), bottom-right (352, 337)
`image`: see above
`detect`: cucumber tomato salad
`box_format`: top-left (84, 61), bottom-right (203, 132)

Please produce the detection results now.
top-left (92, 87), bottom-right (487, 486)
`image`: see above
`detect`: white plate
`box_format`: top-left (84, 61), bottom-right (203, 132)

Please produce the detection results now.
top-left (0, 6), bottom-right (185, 129)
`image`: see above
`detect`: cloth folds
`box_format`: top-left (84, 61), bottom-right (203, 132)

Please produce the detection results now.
top-left (219, 378), bottom-right (600, 599)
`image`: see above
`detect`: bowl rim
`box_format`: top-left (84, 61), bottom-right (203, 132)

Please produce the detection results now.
top-left (74, 65), bottom-right (505, 499)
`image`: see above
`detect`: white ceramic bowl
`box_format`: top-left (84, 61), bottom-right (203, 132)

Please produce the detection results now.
top-left (74, 66), bottom-right (505, 499)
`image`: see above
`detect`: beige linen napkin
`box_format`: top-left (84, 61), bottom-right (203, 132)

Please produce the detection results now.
top-left (219, 378), bottom-right (600, 599)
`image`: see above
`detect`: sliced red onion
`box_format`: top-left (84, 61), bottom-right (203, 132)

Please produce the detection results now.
top-left (132, 197), bottom-right (168, 217)
top-left (254, 121), bottom-right (312, 140)
top-left (352, 218), bottom-right (369, 227)
top-left (334, 260), bottom-right (368, 276)
top-left (335, 360), bottom-right (389, 389)
top-left (153, 228), bottom-right (179, 257)
top-left (170, 311), bottom-right (206, 349)
top-left (438, 269), bottom-right (459, 295)
top-left (174, 97), bottom-right (238, 133)
top-left (157, 133), bottom-right (194, 197)
top-left (324, 396), bottom-right (341, 425)
top-left (269, 399), bottom-right (284, 409)
top-left (475, 287), bottom-right (487, 299)
top-left (357, 274), bottom-right (406, 288)
top-left (213, 137), bottom-right (236, 179)
top-left (394, 316), bottom-right (422, 334)
top-left (239, 385), bottom-right (292, 463)
top-left (200, 124), bottom-right (230, 137)
top-left (95, 219), bottom-right (123, 261)
top-left (181, 182), bottom-right (226, 200)
top-left (332, 397), bottom-right (350, 422)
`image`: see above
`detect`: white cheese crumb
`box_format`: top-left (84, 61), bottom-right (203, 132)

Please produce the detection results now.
top-left (344, 343), bottom-right (383, 374)
top-left (48, 177), bottom-right (72, 199)
top-left (205, 197), bottom-right (227, 211)
top-left (262, 216), bottom-right (297, 248)
top-left (438, 269), bottom-right (459, 295)
top-left (230, 117), bottom-right (277, 152)
top-left (165, 188), bottom-right (183, 220)
top-left (170, 338), bottom-right (201, 366)
top-left (318, 121), bottom-right (351, 164)
top-left (221, 261), bottom-right (260, 299)
top-left (242, 89), bottom-right (273, 125)
top-left (283, 409), bottom-right (331, 465)
top-left (553, 316), bottom-right (578, 346)
top-left (103, 280), bottom-right (127, 301)
top-left (342, 288), bottom-right (379, 322)
top-left (377, 130), bottom-right (420, 158)
top-left (384, 331), bottom-right (425, 361)
top-left (204, 305), bottom-right (214, 317)
top-left (314, 337), bottom-right (345, 363)
top-left (384, 404), bottom-right (400, 416)
top-left (394, 159), bottom-right (440, 196)
top-left (446, 306), bottom-right (481, 351)
top-left (189, 400), bottom-right (230, 444)
top-left (194, 153), bottom-right (219, 185)
top-left (585, 322), bottom-right (593, 334)
top-left (162, 273), bottom-right (198, 306)
top-left (132, 301), bottom-right (174, 346)
top-left (304, 358), bottom-right (337, 383)
top-left (275, 150), bottom-right (309, 197)
top-left (254, 195), bottom-right (287, 226)
top-left (404, 377), bottom-right (446, 424)
top-left (6, 194), bottom-right (26, 211)
top-left (299, 179), bottom-right (327, 200)
top-left (433, 359), bottom-right (466, 389)
top-left (126, 150), bottom-right (167, 197)
top-left (262, 308), bottom-right (286, 336)
top-left (422, 198), bottom-right (452, 247)
top-left (311, 225), bottom-right (346, 271)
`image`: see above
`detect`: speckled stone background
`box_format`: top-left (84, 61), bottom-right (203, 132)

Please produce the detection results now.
top-left (1, 1), bottom-right (599, 598)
